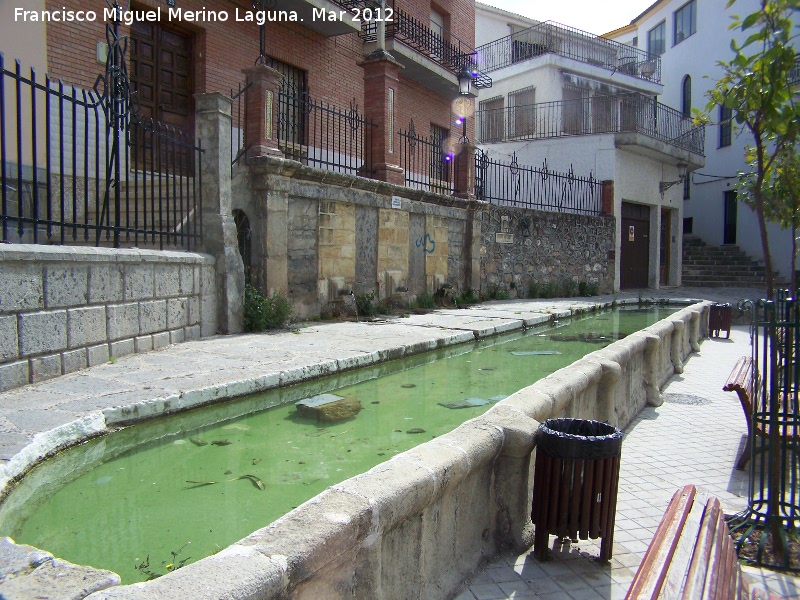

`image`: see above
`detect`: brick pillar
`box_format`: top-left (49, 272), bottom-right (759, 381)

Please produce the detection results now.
top-left (242, 64), bottom-right (283, 160)
top-left (360, 51), bottom-right (405, 185)
top-left (454, 141), bottom-right (476, 199)
top-left (601, 180), bottom-right (615, 215)
top-left (195, 93), bottom-right (244, 334)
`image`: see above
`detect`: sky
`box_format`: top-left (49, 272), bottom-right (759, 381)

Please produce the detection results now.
top-left (477, 0), bottom-right (658, 36)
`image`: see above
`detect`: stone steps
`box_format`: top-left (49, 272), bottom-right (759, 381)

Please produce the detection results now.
top-left (682, 236), bottom-right (775, 288)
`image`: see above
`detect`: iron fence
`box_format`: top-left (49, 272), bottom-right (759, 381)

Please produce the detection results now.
top-left (475, 21), bottom-right (661, 84)
top-left (397, 121), bottom-right (453, 194)
top-left (475, 150), bottom-right (601, 215)
top-left (1, 51), bottom-right (202, 249)
top-left (730, 291), bottom-right (800, 572)
top-left (230, 80), bottom-right (253, 170)
top-left (475, 94), bottom-right (705, 155)
top-left (277, 83), bottom-right (375, 177)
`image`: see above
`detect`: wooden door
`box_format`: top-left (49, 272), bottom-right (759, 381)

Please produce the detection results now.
top-left (621, 202), bottom-right (650, 289)
top-left (130, 21), bottom-right (194, 172)
top-left (660, 208), bottom-right (671, 285)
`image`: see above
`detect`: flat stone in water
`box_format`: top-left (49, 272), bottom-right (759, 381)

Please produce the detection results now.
top-left (406, 428), bottom-right (426, 434)
top-left (438, 397), bottom-right (489, 409)
top-left (401, 384), bottom-right (416, 388)
top-left (296, 396), bottom-right (362, 422)
top-left (510, 350), bottom-right (561, 356)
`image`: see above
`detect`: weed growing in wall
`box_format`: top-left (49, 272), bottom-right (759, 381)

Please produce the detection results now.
top-left (243, 285), bottom-right (294, 331)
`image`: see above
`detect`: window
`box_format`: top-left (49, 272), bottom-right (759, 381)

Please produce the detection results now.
top-left (429, 8), bottom-right (447, 58)
top-left (719, 104), bottom-right (732, 147)
top-left (478, 96), bottom-right (504, 142)
top-left (674, 1), bottom-right (696, 45)
top-left (632, 36), bottom-right (638, 47)
top-left (508, 86), bottom-right (535, 138)
top-left (681, 75), bottom-right (691, 117)
top-left (683, 177), bottom-right (690, 200)
top-left (592, 94), bottom-right (614, 132)
top-left (647, 21), bottom-right (666, 56)
top-left (563, 85), bottom-right (588, 135)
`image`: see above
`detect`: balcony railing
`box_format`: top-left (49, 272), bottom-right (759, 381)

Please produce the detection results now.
top-left (361, 8), bottom-right (492, 88)
top-left (476, 94), bottom-right (704, 155)
top-left (475, 21), bottom-right (661, 84)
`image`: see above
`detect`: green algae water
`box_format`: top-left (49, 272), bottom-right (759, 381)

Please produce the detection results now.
top-left (0, 307), bottom-right (678, 582)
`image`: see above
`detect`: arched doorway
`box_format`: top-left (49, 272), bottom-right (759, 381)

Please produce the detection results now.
top-left (233, 209), bottom-right (252, 284)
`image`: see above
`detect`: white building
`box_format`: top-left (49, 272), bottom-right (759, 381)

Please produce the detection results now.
top-left (605, 0), bottom-right (796, 282)
top-left (474, 3), bottom-right (704, 290)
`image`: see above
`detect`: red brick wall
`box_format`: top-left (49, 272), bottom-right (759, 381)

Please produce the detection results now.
top-left (43, 0), bottom-right (364, 111)
top-left (40, 0), bottom-right (473, 166)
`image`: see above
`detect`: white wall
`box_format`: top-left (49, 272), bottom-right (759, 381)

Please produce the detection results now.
top-left (475, 2), bottom-right (538, 47)
top-left (607, 0), bottom-right (797, 281)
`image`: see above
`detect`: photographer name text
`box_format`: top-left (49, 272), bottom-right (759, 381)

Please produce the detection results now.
top-left (14, 6), bottom-right (394, 25)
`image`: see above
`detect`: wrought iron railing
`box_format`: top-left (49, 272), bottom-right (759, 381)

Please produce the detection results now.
top-left (475, 21), bottom-right (661, 84)
top-left (475, 150), bottom-right (601, 215)
top-left (276, 83), bottom-right (375, 176)
top-left (476, 94), bottom-right (705, 155)
top-left (1, 52), bottom-right (203, 249)
top-left (230, 80), bottom-right (253, 170)
top-left (397, 121), bottom-right (453, 193)
top-left (361, 7), bottom-right (492, 88)
top-left (730, 291), bottom-right (800, 572)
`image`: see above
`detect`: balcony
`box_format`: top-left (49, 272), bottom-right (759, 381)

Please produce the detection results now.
top-left (476, 93), bottom-right (704, 158)
top-left (361, 8), bottom-right (491, 96)
top-left (476, 21), bottom-right (661, 86)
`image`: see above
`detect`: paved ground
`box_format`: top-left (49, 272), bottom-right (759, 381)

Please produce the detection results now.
top-left (458, 317), bottom-right (800, 598)
top-left (2, 285), bottom-right (799, 598)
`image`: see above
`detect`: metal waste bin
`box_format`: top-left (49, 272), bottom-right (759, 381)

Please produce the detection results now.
top-left (709, 302), bottom-right (733, 338)
top-left (531, 418), bottom-right (623, 562)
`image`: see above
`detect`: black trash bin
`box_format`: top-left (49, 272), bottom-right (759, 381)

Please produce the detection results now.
top-left (709, 303), bottom-right (733, 338)
top-left (531, 418), bottom-right (623, 562)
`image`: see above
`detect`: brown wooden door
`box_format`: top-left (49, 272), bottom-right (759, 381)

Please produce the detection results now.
top-left (621, 202), bottom-right (650, 289)
top-left (130, 21), bottom-right (194, 172)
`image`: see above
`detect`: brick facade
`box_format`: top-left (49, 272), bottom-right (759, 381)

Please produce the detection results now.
top-left (40, 0), bottom-right (473, 161)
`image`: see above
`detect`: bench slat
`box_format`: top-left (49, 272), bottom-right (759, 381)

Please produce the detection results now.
top-left (626, 485), bottom-right (697, 599)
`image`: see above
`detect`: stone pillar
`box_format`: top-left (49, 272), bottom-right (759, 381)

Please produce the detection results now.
top-left (601, 180), bottom-right (614, 215)
top-left (248, 161), bottom-right (294, 298)
top-left (454, 141), bottom-right (476, 199)
top-left (242, 64), bottom-right (283, 160)
top-left (360, 51), bottom-right (405, 185)
top-left (195, 93), bottom-right (244, 334)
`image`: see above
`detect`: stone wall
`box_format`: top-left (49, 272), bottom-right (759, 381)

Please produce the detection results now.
top-left (233, 158), bottom-right (484, 318)
top-left (480, 205), bottom-right (616, 296)
top-left (233, 157), bottom-right (616, 319)
top-left (71, 302), bottom-right (709, 600)
top-left (0, 245), bottom-right (218, 392)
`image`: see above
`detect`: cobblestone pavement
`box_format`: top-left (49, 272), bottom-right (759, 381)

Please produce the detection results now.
top-left (458, 321), bottom-right (800, 600)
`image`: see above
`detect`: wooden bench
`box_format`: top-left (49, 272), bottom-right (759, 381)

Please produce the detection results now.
top-left (626, 485), bottom-right (774, 599)
top-left (723, 356), bottom-right (759, 470)
top-left (723, 355), bottom-right (798, 470)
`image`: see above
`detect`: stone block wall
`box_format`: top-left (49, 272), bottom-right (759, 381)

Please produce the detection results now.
top-left (0, 245), bottom-right (218, 392)
top-left (480, 205), bottom-right (616, 296)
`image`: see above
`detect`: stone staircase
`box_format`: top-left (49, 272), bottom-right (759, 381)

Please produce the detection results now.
top-left (682, 236), bottom-right (776, 287)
